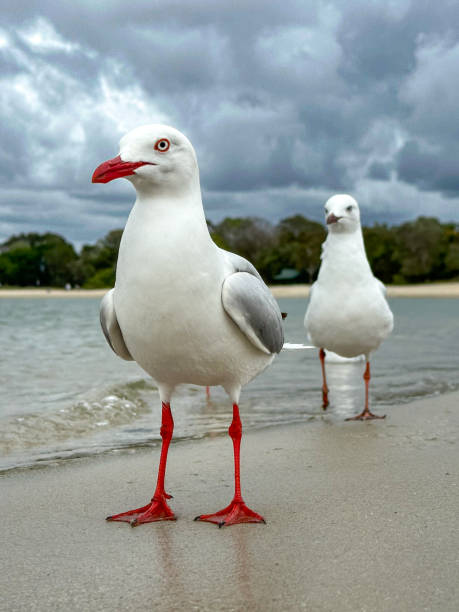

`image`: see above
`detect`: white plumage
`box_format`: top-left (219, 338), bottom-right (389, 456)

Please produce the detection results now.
top-left (93, 124), bottom-right (283, 526)
top-left (304, 194), bottom-right (393, 419)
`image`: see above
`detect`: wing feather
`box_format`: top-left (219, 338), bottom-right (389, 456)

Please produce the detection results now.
top-left (219, 249), bottom-right (263, 281)
top-left (222, 272), bottom-right (284, 355)
top-left (100, 289), bottom-right (133, 361)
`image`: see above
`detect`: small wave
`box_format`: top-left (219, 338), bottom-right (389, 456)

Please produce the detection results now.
top-left (0, 378), bottom-right (157, 455)
top-left (373, 378), bottom-right (459, 405)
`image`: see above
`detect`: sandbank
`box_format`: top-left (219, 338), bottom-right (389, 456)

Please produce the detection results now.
top-left (1, 282), bottom-right (459, 299)
top-left (2, 391), bottom-right (459, 611)
top-left (269, 282), bottom-right (459, 298)
top-left (0, 288), bottom-right (107, 298)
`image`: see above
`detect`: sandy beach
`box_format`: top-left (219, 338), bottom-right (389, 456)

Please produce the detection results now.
top-left (2, 391), bottom-right (459, 611)
top-left (1, 282), bottom-right (459, 299)
top-left (0, 288), bottom-right (108, 298)
top-left (270, 282), bottom-right (459, 298)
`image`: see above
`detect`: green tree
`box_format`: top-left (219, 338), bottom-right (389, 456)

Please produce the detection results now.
top-left (276, 215), bottom-right (326, 282)
top-left (393, 217), bottom-right (449, 282)
top-left (444, 223), bottom-right (459, 277)
top-left (1, 216), bottom-right (457, 288)
top-left (213, 217), bottom-right (275, 263)
top-left (363, 224), bottom-right (400, 283)
top-left (80, 229), bottom-right (123, 288)
top-left (255, 246), bottom-right (290, 282)
top-left (0, 233), bottom-right (77, 287)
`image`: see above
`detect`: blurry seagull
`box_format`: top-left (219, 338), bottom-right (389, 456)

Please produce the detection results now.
top-left (92, 124), bottom-right (284, 527)
top-left (304, 195), bottom-right (393, 420)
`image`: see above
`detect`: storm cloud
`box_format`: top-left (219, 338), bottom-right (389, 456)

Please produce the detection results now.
top-left (1, 0), bottom-right (458, 245)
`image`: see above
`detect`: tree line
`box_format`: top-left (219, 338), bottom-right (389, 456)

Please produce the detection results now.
top-left (0, 215), bottom-right (458, 288)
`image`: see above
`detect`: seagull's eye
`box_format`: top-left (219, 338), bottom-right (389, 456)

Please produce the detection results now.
top-left (154, 138), bottom-right (170, 152)
top-left (346, 205), bottom-right (353, 212)
top-left (324, 208), bottom-right (328, 214)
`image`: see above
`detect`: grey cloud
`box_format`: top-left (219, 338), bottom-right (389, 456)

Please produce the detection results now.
top-left (0, 187), bottom-right (131, 245)
top-left (1, 0), bottom-right (459, 246)
top-left (397, 140), bottom-right (459, 195)
top-left (337, 4), bottom-right (417, 85)
top-left (367, 161), bottom-right (392, 181)
top-left (203, 187), bottom-right (329, 226)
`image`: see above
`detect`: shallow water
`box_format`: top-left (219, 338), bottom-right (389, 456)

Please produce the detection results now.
top-left (1, 297), bottom-right (458, 471)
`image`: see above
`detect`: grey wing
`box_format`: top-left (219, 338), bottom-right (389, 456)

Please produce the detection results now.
top-left (222, 272), bottom-right (284, 355)
top-left (100, 289), bottom-right (134, 361)
top-left (304, 281), bottom-right (316, 341)
top-left (219, 249), bottom-right (263, 281)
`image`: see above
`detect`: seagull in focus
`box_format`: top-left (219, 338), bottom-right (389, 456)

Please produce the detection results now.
top-left (92, 124), bottom-right (284, 527)
top-left (304, 194), bottom-right (393, 420)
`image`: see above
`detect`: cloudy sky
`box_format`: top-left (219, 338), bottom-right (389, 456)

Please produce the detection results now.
top-left (1, 0), bottom-right (459, 246)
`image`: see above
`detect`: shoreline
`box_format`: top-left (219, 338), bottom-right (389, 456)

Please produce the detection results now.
top-left (2, 390), bottom-right (459, 611)
top-left (1, 281), bottom-right (459, 298)
top-left (273, 282), bottom-right (459, 298)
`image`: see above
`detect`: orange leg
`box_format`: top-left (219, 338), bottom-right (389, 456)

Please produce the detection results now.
top-left (106, 402), bottom-right (176, 526)
top-left (319, 348), bottom-right (329, 409)
top-left (206, 386), bottom-right (211, 399)
top-left (346, 361), bottom-right (386, 421)
top-left (195, 403), bottom-right (265, 528)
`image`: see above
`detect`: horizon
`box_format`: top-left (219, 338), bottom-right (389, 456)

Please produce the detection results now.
top-left (1, 209), bottom-right (458, 252)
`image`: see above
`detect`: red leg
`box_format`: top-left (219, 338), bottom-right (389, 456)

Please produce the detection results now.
top-left (319, 348), bottom-right (329, 409)
top-left (194, 403), bottom-right (265, 528)
top-left (206, 386), bottom-right (211, 399)
top-left (106, 402), bottom-right (176, 526)
top-left (346, 361), bottom-right (386, 421)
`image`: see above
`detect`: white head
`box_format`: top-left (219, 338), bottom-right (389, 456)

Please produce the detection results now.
top-left (92, 124), bottom-right (199, 197)
top-left (324, 194), bottom-right (361, 233)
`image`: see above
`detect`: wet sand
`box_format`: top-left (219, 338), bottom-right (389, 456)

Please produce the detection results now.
top-left (1, 282), bottom-right (459, 299)
top-left (2, 391), bottom-right (459, 611)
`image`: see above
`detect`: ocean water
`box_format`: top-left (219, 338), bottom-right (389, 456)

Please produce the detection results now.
top-left (1, 296), bottom-right (458, 472)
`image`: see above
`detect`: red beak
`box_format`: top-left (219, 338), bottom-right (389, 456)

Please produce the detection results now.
top-left (326, 213), bottom-right (341, 225)
top-left (92, 155), bottom-right (155, 183)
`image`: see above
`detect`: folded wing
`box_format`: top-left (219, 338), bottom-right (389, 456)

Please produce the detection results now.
top-left (222, 271), bottom-right (284, 355)
top-left (220, 249), bottom-right (263, 281)
top-left (100, 289), bottom-right (133, 361)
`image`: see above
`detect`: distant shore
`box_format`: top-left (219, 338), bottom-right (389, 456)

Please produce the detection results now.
top-left (0, 288), bottom-right (108, 298)
top-left (271, 282), bottom-right (459, 298)
top-left (1, 281), bottom-right (459, 298)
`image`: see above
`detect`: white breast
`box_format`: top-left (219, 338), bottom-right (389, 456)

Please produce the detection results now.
top-left (114, 199), bottom-right (272, 389)
top-left (305, 232), bottom-right (394, 358)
